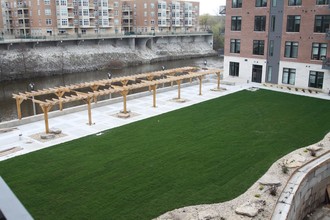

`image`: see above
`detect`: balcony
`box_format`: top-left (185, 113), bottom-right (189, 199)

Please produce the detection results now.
top-left (67, 3), bottom-right (74, 8)
top-left (17, 3), bottom-right (28, 9)
top-left (219, 6), bottom-right (226, 15)
top-left (68, 13), bottom-right (74, 18)
top-left (122, 15), bottom-right (133, 19)
top-left (122, 22), bottom-right (133, 27)
top-left (322, 58), bottom-right (330, 70)
top-left (18, 14), bottom-right (29, 18)
top-left (122, 6), bottom-right (132, 12)
top-left (18, 23), bottom-right (30, 28)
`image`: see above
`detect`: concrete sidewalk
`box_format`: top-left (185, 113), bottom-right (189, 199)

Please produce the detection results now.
top-left (0, 76), bottom-right (329, 162)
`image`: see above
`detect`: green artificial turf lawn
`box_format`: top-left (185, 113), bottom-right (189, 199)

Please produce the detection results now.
top-left (0, 89), bottom-right (329, 220)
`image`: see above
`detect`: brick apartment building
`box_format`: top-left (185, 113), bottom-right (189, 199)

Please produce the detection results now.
top-left (224, 0), bottom-right (330, 93)
top-left (0, 0), bottom-right (199, 37)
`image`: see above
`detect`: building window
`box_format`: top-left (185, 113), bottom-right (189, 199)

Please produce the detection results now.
top-left (230, 39), bottom-right (240, 53)
top-left (288, 0), bottom-right (302, 5)
top-left (256, 0), bottom-right (267, 7)
top-left (309, 71), bottom-right (324, 88)
top-left (272, 0), bottom-right (277, 6)
top-left (284, 41), bottom-right (299, 58)
top-left (254, 16), bottom-right (266, 31)
top-left (232, 0), bottom-right (242, 8)
top-left (314, 15), bottom-right (330, 33)
top-left (270, 16), bottom-right (276, 31)
top-left (311, 43), bottom-right (327, 60)
top-left (46, 19), bottom-right (52, 25)
top-left (45, 8), bottom-right (51, 16)
top-left (253, 40), bottom-right (265, 55)
top-left (286, 15), bottom-right (300, 32)
top-left (61, 19), bottom-right (68, 26)
top-left (231, 16), bottom-right (242, 31)
top-left (282, 68), bottom-right (296, 85)
top-left (267, 66), bottom-right (272, 82)
top-left (316, 0), bottom-right (329, 5)
top-left (269, 40), bottom-right (274, 56)
top-left (44, 0), bottom-right (50, 5)
top-left (229, 62), bottom-right (239, 76)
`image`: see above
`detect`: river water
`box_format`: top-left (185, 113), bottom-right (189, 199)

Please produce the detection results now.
top-left (0, 56), bottom-right (223, 122)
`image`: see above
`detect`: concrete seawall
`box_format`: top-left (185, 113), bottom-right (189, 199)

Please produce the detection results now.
top-left (0, 34), bottom-right (216, 81)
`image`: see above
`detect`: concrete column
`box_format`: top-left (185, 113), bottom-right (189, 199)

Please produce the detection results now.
top-left (129, 38), bottom-right (135, 50)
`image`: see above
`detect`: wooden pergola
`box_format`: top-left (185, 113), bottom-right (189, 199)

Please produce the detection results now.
top-left (13, 67), bottom-right (222, 134)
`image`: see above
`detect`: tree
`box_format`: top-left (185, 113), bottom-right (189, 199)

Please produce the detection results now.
top-left (199, 14), bottom-right (211, 31)
top-left (210, 16), bottom-right (225, 50)
top-left (201, 15), bottom-right (225, 50)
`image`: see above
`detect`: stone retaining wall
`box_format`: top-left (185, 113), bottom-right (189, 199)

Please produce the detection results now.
top-left (272, 153), bottom-right (330, 220)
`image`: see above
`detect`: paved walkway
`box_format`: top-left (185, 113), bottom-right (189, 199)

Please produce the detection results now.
top-left (0, 76), bottom-right (329, 162)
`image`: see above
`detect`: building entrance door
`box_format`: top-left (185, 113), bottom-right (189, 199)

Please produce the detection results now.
top-left (252, 65), bottom-right (263, 83)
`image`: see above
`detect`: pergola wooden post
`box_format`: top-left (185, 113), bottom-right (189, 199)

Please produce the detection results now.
top-left (40, 104), bottom-right (53, 134)
top-left (15, 97), bottom-right (24, 120)
top-left (177, 80), bottom-right (182, 99)
top-left (83, 96), bottom-right (93, 126)
top-left (55, 91), bottom-right (66, 111)
top-left (169, 73), bottom-right (176, 87)
top-left (198, 76), bottom-right (203, 95)
top-left (216, 72), bottom-right (221, 90)
top-left (150, 85), bottom-right (157, 107)
top-left (147, 76), bottom-right (154, 92)
top-left (90, 85), bottom-right (100, 103)
top-left (121, 90), bottom-right (129, 114)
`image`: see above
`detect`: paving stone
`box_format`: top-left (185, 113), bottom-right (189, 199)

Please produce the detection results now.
top-left (49, 128), bottom-right (62, 134)
top-left (40, 134), bottom-right (55, 140)
top-left (307, 145), bottom-right (323, 152)
top-left (259, 174), bottom-right (281, 186)
top-left (235, 202), bottom-right (259, 217)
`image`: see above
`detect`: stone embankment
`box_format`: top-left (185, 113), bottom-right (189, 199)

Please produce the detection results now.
top-left (0, 38), bottom-right (216, 81)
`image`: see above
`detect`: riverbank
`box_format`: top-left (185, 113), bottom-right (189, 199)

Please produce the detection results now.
top-left (0, 39), bottom-right (216, 82)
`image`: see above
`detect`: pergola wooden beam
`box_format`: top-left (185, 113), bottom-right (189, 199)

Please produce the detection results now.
top-left (13, 67), bottom-right (222, 134)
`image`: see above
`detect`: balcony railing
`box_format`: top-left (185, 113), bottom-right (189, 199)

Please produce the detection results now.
top-left (219, 6), bottom-right (226, 15)
top-left (18, 14), bottom-right (29, 18)
top-left (122, 6), bottom-right (132, 11)
top-left (17, 3), bottom-right (28, 9)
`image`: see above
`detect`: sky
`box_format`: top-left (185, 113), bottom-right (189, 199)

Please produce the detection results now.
top-left (198, 0), bottom-right (226, 15)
